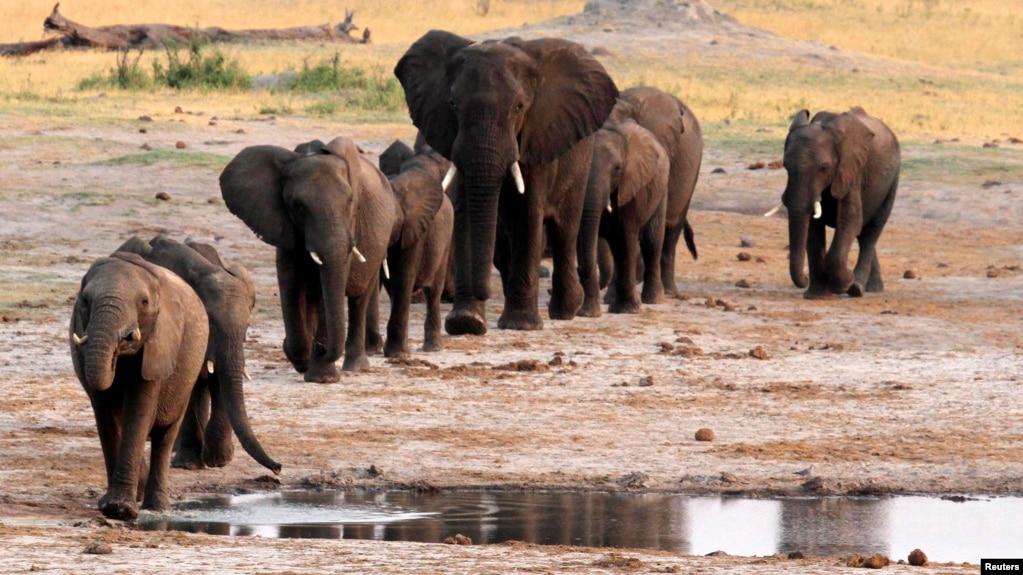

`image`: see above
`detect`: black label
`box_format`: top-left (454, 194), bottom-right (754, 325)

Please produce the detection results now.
top-left (983, 559), bottom-right (1023, 574)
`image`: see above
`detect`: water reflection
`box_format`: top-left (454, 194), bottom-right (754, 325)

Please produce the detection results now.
top-left (139, 490), bottom-right (1023, 562)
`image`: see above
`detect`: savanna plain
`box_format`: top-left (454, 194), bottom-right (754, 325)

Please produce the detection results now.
top-left (1, 0), bottom-right (1022, 572)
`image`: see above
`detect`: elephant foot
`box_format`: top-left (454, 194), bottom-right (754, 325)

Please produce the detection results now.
top-left (366, 332), bottom-right (384, 356)
top-left (865, 278), bottom-right (884, 293)
top-left (100, 493), bottom-right (139, 521)
top-left (283, 340), bottom-right (310, 374)
top-left (171, 449), bottom-right (205, 471)
top-left (445, 307), bottom-right (488, 336)
top-left (383, 341), bottom-right (411, 359)
top-left (498, 307), bottom-right (543, 330)
top-left (421, 337), bottom-right (444, 353)
top-left (802, 288), bottom-right (834, 300)
top-left (202, 442), bottom-right (234, 469)
top-left (342, 353), bottom-right (371, 372)
top-left (846, 282), bottom-right (865, 298)
top-left (661, 278), bottom-right (679, 298)
top-left (141, 492), bottom-right (172, 514)
top-left (304, 360), bottom-right (340, 383)
top-left (548, 284), bottom-right (584, 320)
top-left (608, 299), bottom-right (641, 314)
top-left (641, 285), bottom-right (664, 305)
top-left (576, 298), bottom-right (602, 318)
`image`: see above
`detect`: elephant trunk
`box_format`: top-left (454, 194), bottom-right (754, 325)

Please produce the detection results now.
top-left (316, 250), bottom-right (349, 362)
top-left (788, 211), bottom-right (810, 288)
top-left (457, 157), bottom-right (506, 303)
top-left (82, 307), bottom-right (124, 392)
top-left (219, 347), bottom-right (281, 474)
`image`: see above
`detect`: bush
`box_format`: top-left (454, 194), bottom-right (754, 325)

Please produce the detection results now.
top-left (78, 48), bottom-right (153, 90)
top-left (285, 52), bottom-right (406, 112)
top-left (152, 38), bottom-right (249, 90)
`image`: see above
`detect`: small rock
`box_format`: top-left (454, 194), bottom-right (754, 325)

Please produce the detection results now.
top-left (83, 542), bottom-right (113, 555)
top-left (865, 553), bottom-right (890, 569)
top-left (787, 551), bottom-right (805, 559)
top-left (734, 279), bottom-right (751, 288)
top-left (908, 548), bottom-right (927, 566)
top-left (235, 128), bottom-right (246, 134)
top-left (538, 265), bottom-right (551, 278)
top-left (175, 141), bottom-right (187, 149)
top-left (767, 159), bottom-right (784, 169)
top-left (367, 464), bottom-right (383, 477)
top-left (548, 355), bottom-right (564, 367)
top-left (981, 180), bottom-right (1002, 188)
top-left (705, 550), bottom-right (728, 557)
top-left (137, 115), bottom-right (152, 122)
top-left (740, 236), bottom-right (755, 248)
top-left (711, 167), bottom-right (726, 174)
top-left (903, 269), bottom-right (917, 279)
top-left (155, 192), bottom-right (171, 201)
top-left (987, 269), bottom-right (1000, 278)
top-left (208, 120), bottom-right (218, 126)
top-left (737, 252), bottom-right (752, 262)
top-left (747, 160), bottom-right (766, 170)
top-left (638, 375), bottom-right (654, 387)
top-left (755, 257), bottom-right (766, 263)
top-left (658, 342), bottom-right (674, 352)
top-left (139, 127), bottom-right (147, 133)
top-left (749, 346), bottom-right (769, 360)
top-left (443, 533), bottom-right (472, 545)
top-left (174, 106), bottom-right (184, 113)
top-left (694, 428), bottom-right (714, 442)
top-left (983, 141), bottom-right (1000, 148)
top-left (847, 554), bottom-right (865, 568)
top-left (715, 298), bottom-right (735, 312)
top-left (140, 143), bottom-right (152, 150)
top-left (206, 197), bottom-right (221, 204)
top-left (720, 472), bottom-right (738, 484)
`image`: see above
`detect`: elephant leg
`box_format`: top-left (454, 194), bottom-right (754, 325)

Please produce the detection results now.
top-left (497, 197), bottom-right (545, 330)
top-left (576, 194), bottom-right (604, 319)
top-left (825, 199), bottom-right (863, 294)
top-left (171, 379), bottom-right (209, 470)
top-left (856, 186), bottom-right (896, 294)
top-left (660, 220), bottom-right (684, 296)
top-left (366, 279), bottom-right (383, 355)
top-left (803, 218), bottom-right (831, 299)
top-left (303, 268), bottom-right (340, 382)
top-left (547, 218), bottom-right (585, 321)
top-left (202, 377), bottom-right (234, 468)
top-left (100, 380), bottom-right (160, 521)
top-left (640, 212), bottom-right (666, 305)
top-left (446, 190), bottom-right (488, 336)
top-left (608, 219), bottom-right (642, 314)
top-left (422, 282), bottom-right (444, 352)
top-left (342, 283), bottom-right (376, 372)
top-left (142, 416), bottom-right (184, 513)
top-left (384, 246), bottom-right (420, 358)
top-left (277, 249), bottom-right (313, 374)
top-left (90, 395), bottom-right (123, 488)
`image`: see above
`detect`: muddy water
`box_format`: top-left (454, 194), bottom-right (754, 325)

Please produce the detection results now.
top-left (139, 490), bottom-right (1023, 562)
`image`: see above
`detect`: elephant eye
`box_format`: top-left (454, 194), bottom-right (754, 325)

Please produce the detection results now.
top-left (448, 98), bottom-right (458, 112)
top-left (515, 102), bottom-right (525, 113)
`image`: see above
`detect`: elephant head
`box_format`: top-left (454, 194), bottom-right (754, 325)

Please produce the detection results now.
top-left (219, 136), bottom-right (370, 366)
top-left (379, 139), bottom-right (415, 177)
top-left (394, 30), bottom-right (618, 304)
top-left (782, 108), bottom-right (875, 288)
top-left (589, 120), bottom-right (669, 212)
top-left (115, 235), bottom-right (281, 474)
top-left (70, 252), bottom-right (192, 392)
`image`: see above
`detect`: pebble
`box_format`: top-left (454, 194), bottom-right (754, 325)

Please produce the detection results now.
top-left (176, 141), bottom-right (187, 149)
top-left (155, 192), bottom-right (171, 201)
top-left (908, 548), bottom-right (927, 566)
top-left (695, 428), bottom-right (714, 442)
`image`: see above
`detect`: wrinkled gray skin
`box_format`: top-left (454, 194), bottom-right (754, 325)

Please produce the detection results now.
top-left (70, 252), bottom-right (208, 521)
top-left (578, 120), bottom-right (670, 316)
top-left (378, 148), bottom-right (454, 356)
top-left (116, 235), bottom-right (281, 474)
top-left (395, 30), bottom-right (618, 335)
top-left (220, 136), bottom-right (397, 380)
top-left (609, 86), bottom-right (702, 296)
top-left (379, 139), bottom-right (415, 178)
top-left (781, 107), bottom-right (900, 298)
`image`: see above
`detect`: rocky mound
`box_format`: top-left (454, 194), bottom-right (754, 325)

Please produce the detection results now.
top-left (579, 0), bottom-right (736, 27)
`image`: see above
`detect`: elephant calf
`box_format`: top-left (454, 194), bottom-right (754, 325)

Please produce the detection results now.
top-left (116, 235), bottom-right (281, 475)
top-left (378, 144), bottom-right (454, 356)
top-left (771, 107), bottom-right (900, 299)
top-left (578, 120), bottom-right (670, 316)
top-left (70, 251), bottom-right (209, 520)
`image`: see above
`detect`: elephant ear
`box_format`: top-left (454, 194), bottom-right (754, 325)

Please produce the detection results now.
top-left (379, 139), bottom-right (414, 176)
top-left (829, 112), bottom-right (875, 200)
top-left (113, 235), bottom-right (152, 257)
top-left (790, 109), bottom-right (811, 131)
top-left (394, 30), bottom-right (474, 159)
top-left (220, 145), bottom-right (300, 250)
top-left (185, 240), bottom-right (226, 269)
top-left (294, 139), bottom-right (327, 155)
top-left (322, 137), bottom-right (364, 190)
top-left (509, 37), bottom-right (619, 165)
top-left (617, 121), bottom-right (667, 207)
top-left (390, 156), bottom-right (446, 249)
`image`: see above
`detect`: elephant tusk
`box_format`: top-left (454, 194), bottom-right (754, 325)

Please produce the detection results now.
top-left (813, 200), bottom-right (822, 220)
top-left (510, 162), bottom-right (525, 194)
top-left (763, 203), bottom-right (783, 218)
top-left (606, 201), bottom-right (613, 213)
top-left (128, 328), bottom-right (141, 342)
top-left (72, 332), bottom-right (88, 345)
top-left (242, 368), bottom-right (253, 381)
top-left (441, 165), bottom-right (457, 192)
top-left (310, 251), bottom-right (324, 266)
top-left (351, 246), bottom-right (367, 263)
top-left (206, 360), bottom-right (215, 374)
top-left (382, 258), bottom-right (390, 280)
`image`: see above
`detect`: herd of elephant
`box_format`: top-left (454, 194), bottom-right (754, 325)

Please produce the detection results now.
top-left (65, 30), bottom-right (902, 521)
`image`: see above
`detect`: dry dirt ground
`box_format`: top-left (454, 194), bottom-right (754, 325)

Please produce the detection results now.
top-left (1, 2), bottom-right (1021, 573)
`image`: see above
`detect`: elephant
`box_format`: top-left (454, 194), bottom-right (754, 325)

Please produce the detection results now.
top-left (394, 30), bottom-right (619, 335)
top-left (378, 148), bottom-right (454, 356)
top-left (379, 139), bottom-right (415, 178)
top-left (115, 235), bottom-right (281, 474)
top-left (608, 86), bottom-right (702, 296)
top-left (768, 107), bottom-right (900, 298)
top-left (70, 251), bottom-right (209, 520)
top-left (220, 136), bottom-right (397, 380)
top-left (578, 120), bottom-right (670, 316)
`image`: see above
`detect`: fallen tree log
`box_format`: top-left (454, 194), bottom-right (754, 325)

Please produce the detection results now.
top-left (0, 3), bottom-right (370, 57)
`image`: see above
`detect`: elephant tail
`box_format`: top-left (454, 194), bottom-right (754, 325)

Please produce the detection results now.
top-left (683, 218), bottom-right (698, 261)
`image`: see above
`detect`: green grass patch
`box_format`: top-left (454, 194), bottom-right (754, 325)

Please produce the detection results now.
top-left (279, 52), bottom-right (406, 113)
top-left (96, 150), bottom-right (229, 169)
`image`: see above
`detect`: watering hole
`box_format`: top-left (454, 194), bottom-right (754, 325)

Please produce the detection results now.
top-left (139, 489), bottom-right (1023, 562)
